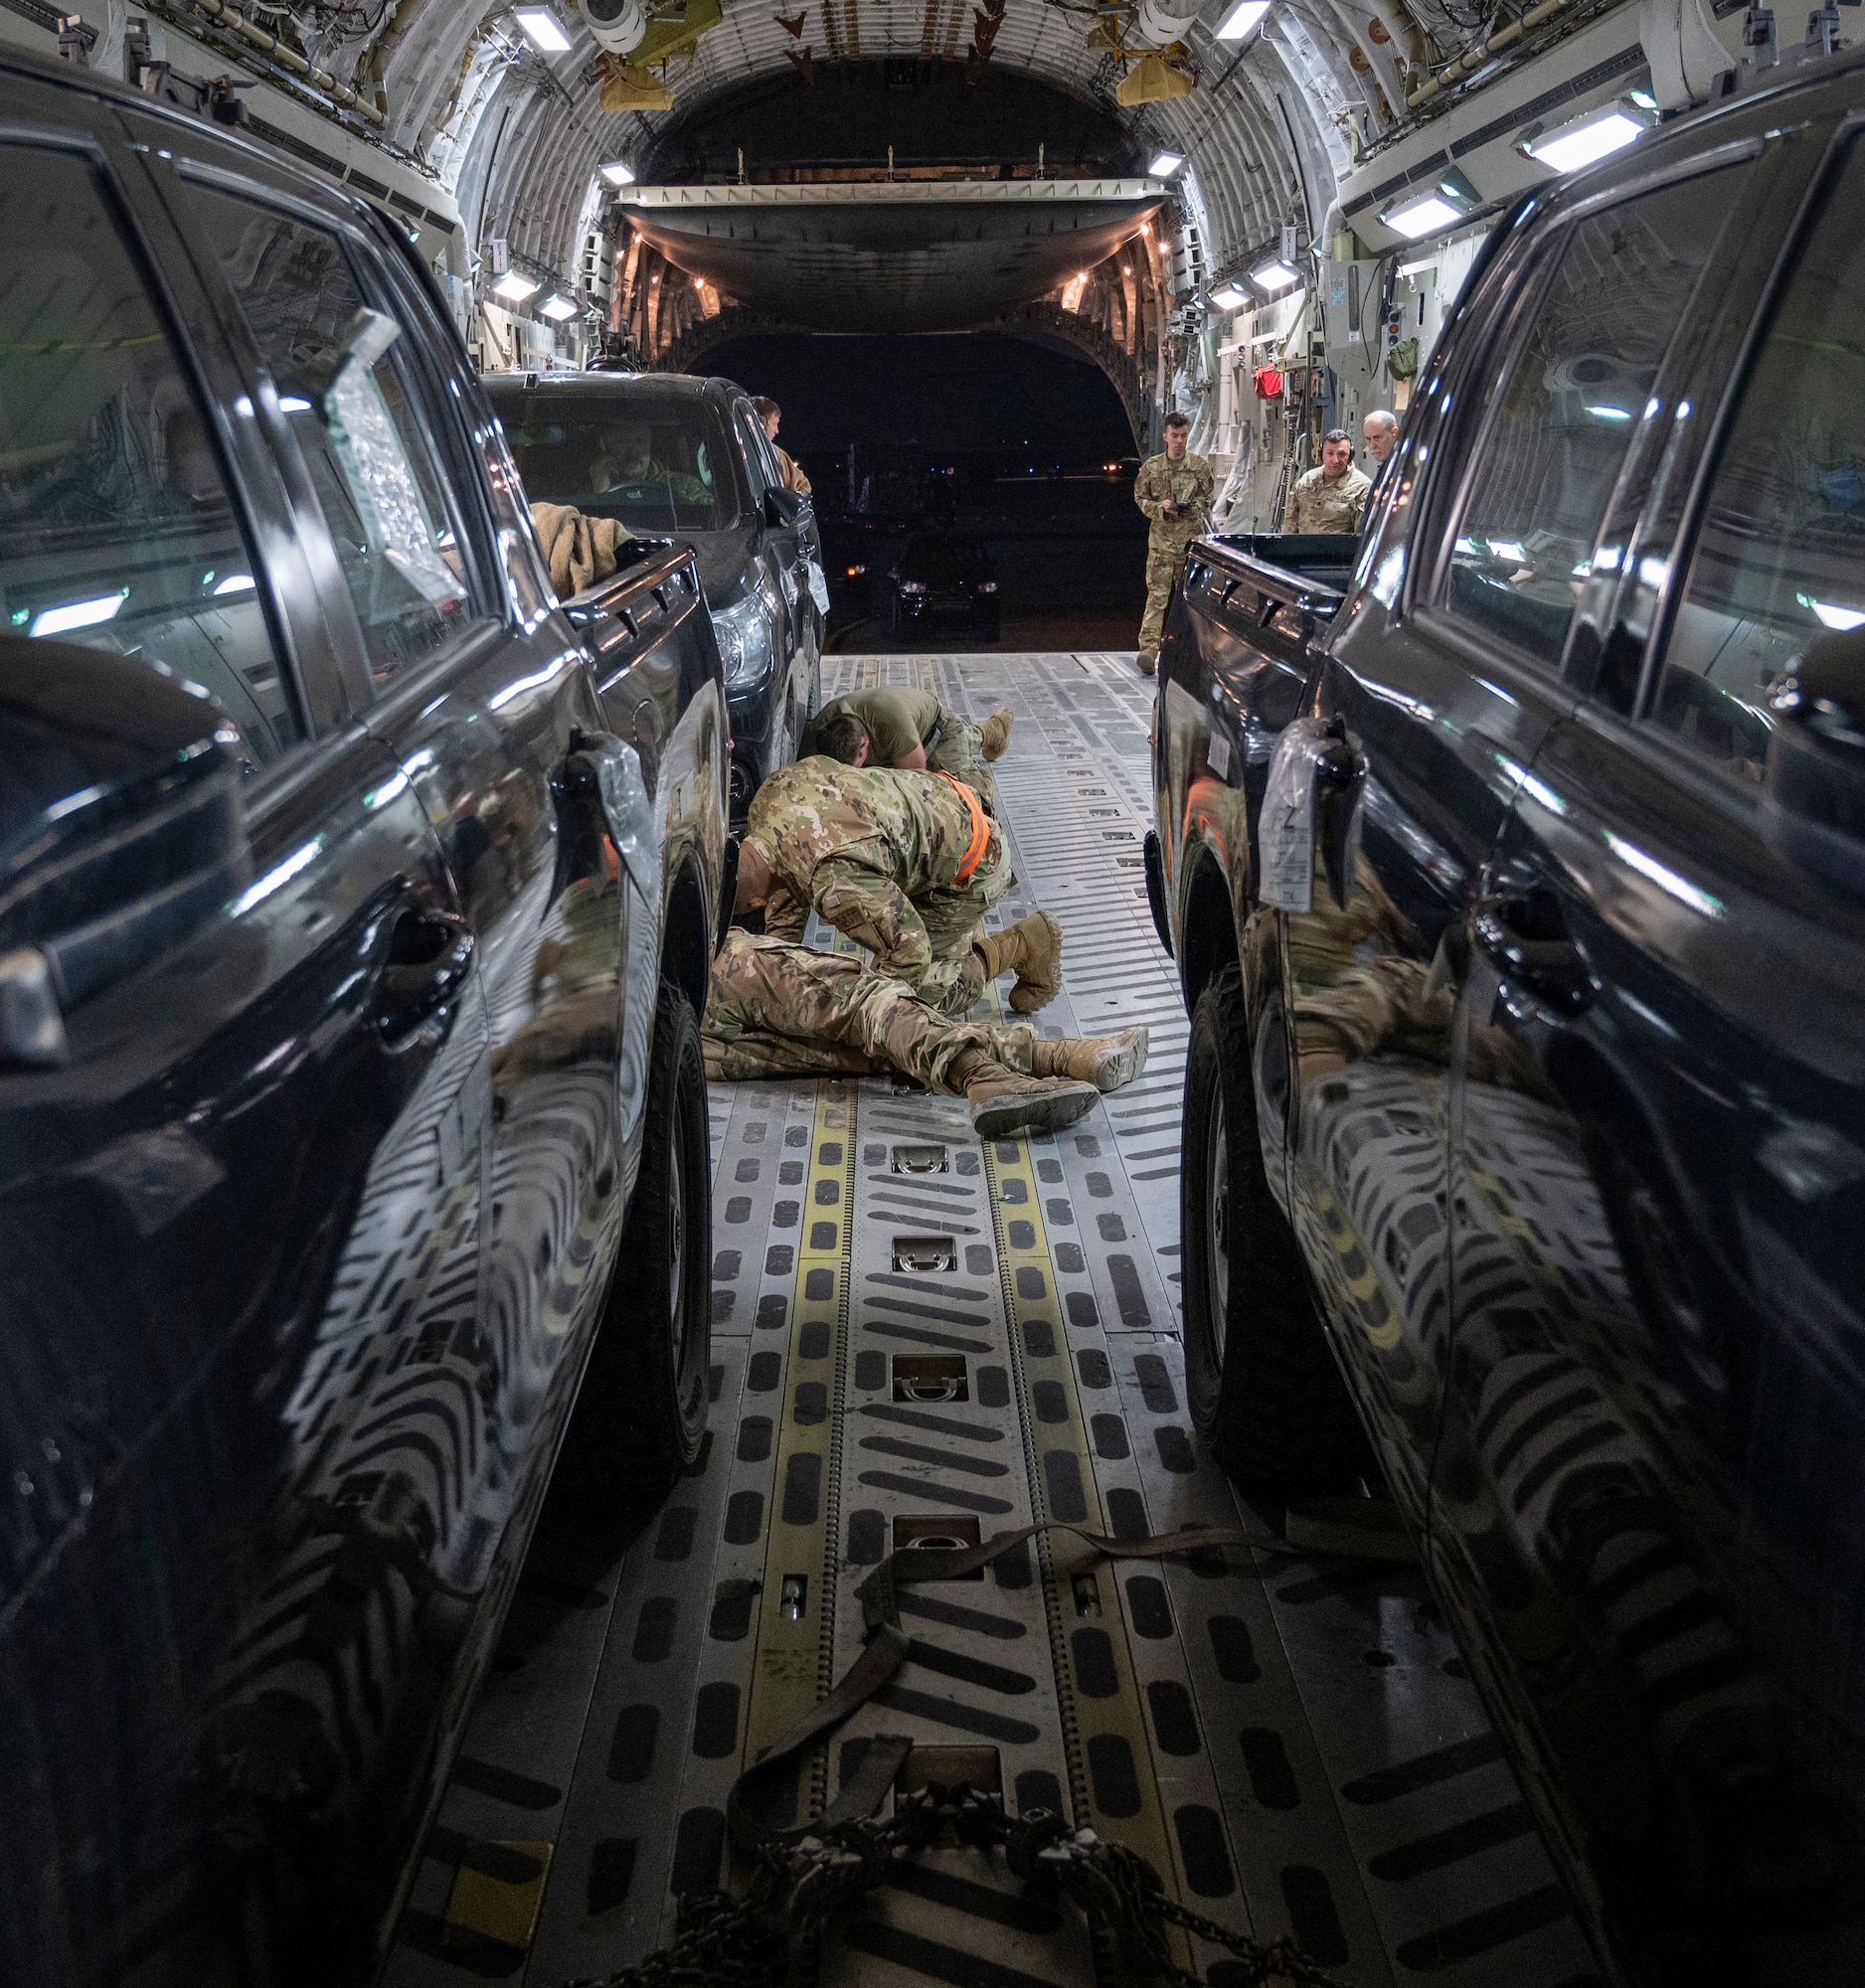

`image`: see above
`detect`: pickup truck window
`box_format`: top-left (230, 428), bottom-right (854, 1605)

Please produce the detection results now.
top-left (496, 386), bottom-right (738, 535)
top-left (1650, 141), bottom-right (1865, 785)
top-left (0, 147), bottom-right (301, 765)
top-left (187, 182), bottom-right (480, 693)
top-left (1441, 166), bottom-right (1746, 671)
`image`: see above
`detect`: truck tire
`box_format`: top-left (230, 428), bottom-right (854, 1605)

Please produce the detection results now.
top-left (1181, 970), bottom-right (1356, 1490)
top-left (557, 980), bottom-right (712, 1503)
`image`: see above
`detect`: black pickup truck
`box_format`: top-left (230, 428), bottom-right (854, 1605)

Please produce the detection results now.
top-left (1150, 46), bottom-right (1865, 1988)
top-left (0, 43), bottom-right (727, 1988)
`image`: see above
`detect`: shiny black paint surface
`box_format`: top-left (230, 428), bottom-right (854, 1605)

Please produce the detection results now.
top-left (1153, 52), bottom-right (1865, 1985)
top-left (0, 47), bottom-right (724, 1986)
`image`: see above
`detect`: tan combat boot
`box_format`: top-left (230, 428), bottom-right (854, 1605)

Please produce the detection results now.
top-left (972, 911), bottom-right (1063, 1014)
top-left (1033, 1026), bottom-right (1149, 1093)
top-left (951, 1050), bottom-right (1101, 1137)
top-left (978, 708), bottom-right (1014, 760)
top-left (1137, 653), bottom-right (1157, 678)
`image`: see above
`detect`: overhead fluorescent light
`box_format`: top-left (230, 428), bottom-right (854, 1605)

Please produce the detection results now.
top-left (32, 589), bottom-right (127, 637)
top-left (1149, 149), bottom-right (1184, 176)
top-left (493, 270), bottom-right (540, 302)
top-left (1384, 192), bottom-right (1460, 239)
top-left (1215, 0), bottom-right (1271, 39)
top-left (213, 574), bottom-right (257, 594)
top-left (513, 7), bottom-right (572, 52)
top-left (1525, 107), bottom-right (1642, 175)
top-left (1807, 597), bottom-right (1865, 631)
top-left (599, 159), bottom-right (635, 185)
top-left (1252, 257), bottom-right (1298, 292)
top-left (1398, 255), bottom-right (1435, 277)
top-left (1585, 403), bottom-right (1632, 421)
top-left (1211, 281), bottom-right (1250, 310)
top-left (539, 292), bottom-right (579, 321)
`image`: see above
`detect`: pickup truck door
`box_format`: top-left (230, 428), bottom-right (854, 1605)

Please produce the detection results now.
top-left (1288, 630), bottom-right (1559, 1533)
top-left (1295, 153), bottom-right (1752, 1543)
top-left (0, 109), bottom-right (485, 1977)
top-left (162, 161), bottom-right (647, 1706)
top-left (1437, 130), bottom-right (1863, 1968)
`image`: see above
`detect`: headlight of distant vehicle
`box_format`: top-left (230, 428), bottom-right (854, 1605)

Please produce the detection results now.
top-left (714, 586), bottom-right (778, 690)
top-left (899, 580), bottom-right (927, 595)
top-left (977, 581), bottom-right (998, 593)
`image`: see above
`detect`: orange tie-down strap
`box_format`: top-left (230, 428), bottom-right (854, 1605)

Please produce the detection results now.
top-left (937, 770), bottom-right (991, 883)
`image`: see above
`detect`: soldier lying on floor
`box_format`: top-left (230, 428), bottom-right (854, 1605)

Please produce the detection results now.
top-left (704, 929), bottom-right (1148, 1137)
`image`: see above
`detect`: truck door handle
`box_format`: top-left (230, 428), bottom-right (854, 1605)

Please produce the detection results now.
top-left (1470, 893), bottom-right (1595, 1016)
top-left (1315, 723), bottom-right (1365, 910)
top-left (377, 907), bottom-right (474, 1036)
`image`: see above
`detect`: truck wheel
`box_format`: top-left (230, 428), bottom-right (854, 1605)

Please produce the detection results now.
top-left (557, 980), bottom-right (712, 1503)
top-left (1181, 971), bottom-right (1356, 1490)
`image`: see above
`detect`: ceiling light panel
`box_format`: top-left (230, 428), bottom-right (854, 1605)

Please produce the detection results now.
top-left (1216, 0), bottom-right (1270, 39)
top-left (513, 7), bottom-right (572, 52)
top-left (1384, 193), bottom-right (1460, 240)
top-left (1527, 108), bottom-right (1643, 175)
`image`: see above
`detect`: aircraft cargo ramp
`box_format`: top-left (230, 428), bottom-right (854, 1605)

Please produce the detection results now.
top-left (384, 655), bottom-right (1600, 1988)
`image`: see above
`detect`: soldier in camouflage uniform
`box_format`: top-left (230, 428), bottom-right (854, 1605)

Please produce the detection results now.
top-left (703, 929), bottom-right (1148, 1136)
top-left (739, 758), bottom-right (1063, 1016)
top-left (1281, 428), bottom-right (1373, 534)
top-left (1134, 411), bottom-right (1216, 677)
top-left (802, 684), bottom-right (1013, 812)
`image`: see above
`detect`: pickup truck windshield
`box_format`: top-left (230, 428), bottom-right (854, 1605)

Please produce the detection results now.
top-left (493, 388), bottom-right (737, 535)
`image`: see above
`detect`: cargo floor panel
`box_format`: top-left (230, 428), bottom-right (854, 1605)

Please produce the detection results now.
top-left (385, 655), bottom-right (1598, 1988)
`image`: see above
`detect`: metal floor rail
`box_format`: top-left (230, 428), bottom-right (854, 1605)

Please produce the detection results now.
top-left (384, 654), bottom-right (1601, 1988)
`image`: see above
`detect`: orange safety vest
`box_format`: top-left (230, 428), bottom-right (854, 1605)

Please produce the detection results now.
top-left (936, 771), bottom-right (991, 883)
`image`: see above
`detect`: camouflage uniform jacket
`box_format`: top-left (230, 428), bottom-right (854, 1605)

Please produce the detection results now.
top-left (1281, 465), bottom-right (1372, 534)
top-left (1134, 451), bottom-right (1216, 552)
top-left (746, 758), bottom-right (1001, 993)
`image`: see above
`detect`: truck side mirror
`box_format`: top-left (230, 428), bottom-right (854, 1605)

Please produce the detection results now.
top-left (763, 485), bottom-right (802, 529)
top-left (1766, 628), bottom-right (1865, 898)
top-left (0, 635), bottom-right (251, 1067)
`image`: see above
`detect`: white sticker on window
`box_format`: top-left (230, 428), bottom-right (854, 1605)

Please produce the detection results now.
top-left (1260, 720), bottom-right (1323, 911)
top-left (321, 312), bottom-right (466, 609)
top-left (806, 556), bottom-right (831, 616)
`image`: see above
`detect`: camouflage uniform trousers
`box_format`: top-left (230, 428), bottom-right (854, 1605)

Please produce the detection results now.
top-left (1138, 532), bottom-right (1199, 664)
top-left (703, 931), bottom-right (1037, 1088)
top-left (926, 716), bottom-right (995, 813)
top-left (762, 835), bottom-right (1011, 1017)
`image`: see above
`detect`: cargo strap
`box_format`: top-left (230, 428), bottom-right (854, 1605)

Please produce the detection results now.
top-left (562, 1519), bottom-right (1349, 1988)
top-left (937, 769), bottom-right (991, 883)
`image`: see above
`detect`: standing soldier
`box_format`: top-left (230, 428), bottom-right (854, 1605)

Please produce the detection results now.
top-left (1133, 411), bottom-right (1214, 677)
top-left (1282, 428), bottom-right (1373, 534)
top-left (702, 929), bottom-right (1149, 1136)
top-left (737, 757), bottom-right (1063, 1015)
top-left (754, 396), bottom-right (811, 495)
top-left (802, 683), bottom-right (1013, 812)
top-left (1362, 408), bottom-right (1400, 511)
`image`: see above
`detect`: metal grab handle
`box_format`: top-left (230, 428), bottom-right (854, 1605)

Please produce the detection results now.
top-left (1470, 894), bottom-right (1596, 1016)
top-left (898, 1378), bottom-right (960, 1404)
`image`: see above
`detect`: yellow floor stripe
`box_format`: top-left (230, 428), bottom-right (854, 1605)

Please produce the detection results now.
top-left (984, 1129), bottom-right (1193, 1966)
top-left (739, 1076), bottom-right (858, 1833)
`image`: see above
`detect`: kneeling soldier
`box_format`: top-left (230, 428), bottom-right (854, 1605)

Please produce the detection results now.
top-left (739, 757), bottom-right (1062, 1016)
top-left (802, 685), bottom-right (1012, 811)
